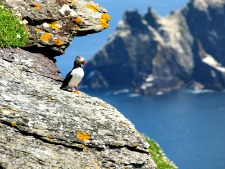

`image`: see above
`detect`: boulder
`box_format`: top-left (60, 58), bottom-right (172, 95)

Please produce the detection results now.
top-left (2, 0), bottom-right (110, 58)
top-left (0, 48), bottom-right (156, 168)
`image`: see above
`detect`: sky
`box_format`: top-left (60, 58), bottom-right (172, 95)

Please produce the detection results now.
top-left (56, 0), bottom-right (190, 77)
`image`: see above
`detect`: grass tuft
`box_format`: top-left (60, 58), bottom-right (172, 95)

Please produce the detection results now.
top-left (0, 2), bottom-right (29, 48)
top-left (146, 137), bottom-right (178, 169)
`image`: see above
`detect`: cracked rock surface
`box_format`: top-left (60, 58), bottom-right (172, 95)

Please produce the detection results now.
top-left (0, 48), bottom-right (156, 168)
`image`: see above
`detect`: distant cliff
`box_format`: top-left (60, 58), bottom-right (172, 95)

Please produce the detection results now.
top-left (83, 0), bottom-right (225, 94)
top-left (0, 0), bottom-right (157, 168)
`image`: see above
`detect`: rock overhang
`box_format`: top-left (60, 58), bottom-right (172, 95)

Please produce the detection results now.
top-left (3, 0), bottom-right (110, 58)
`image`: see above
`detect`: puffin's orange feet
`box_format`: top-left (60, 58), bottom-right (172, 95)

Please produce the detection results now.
top-left (71, 90), bottom-right (76, 94)
top-left (70, 87), bottom-right (81, 94)
top-left (71, 89), bottom-right (81, 94)
top-left (75, 90), bottom-right (81, 94)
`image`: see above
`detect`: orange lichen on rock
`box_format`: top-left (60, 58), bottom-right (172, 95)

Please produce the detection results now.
top-left (30, 4), bottom-right (40, 10)
top-left (53, 39), bottom-right (63, 46)
top-left (72, 0), bottom-right (76, 5)
top-left (99, 13), bottom-right (110, 29)
top-left (86, 4), bottom-right (98, 12)
top-left (83, 146), bottom-right (88, 152)
top-left (40, 33), bottom-right (52, 42)
top-left (36, 28), bottom-right (41, 33)
top-left (74, 25), bottom-right (79, 30)
top-left (77, 131), bottom-right (90, 141)
top-left (11, 121), bottom-right (17, 127)
top-left (74, 17), bottom-right (83, 23)
top-left (48, 22), bottom-right (61, 30)
top-left (47, 137), bottom-right (52, 141)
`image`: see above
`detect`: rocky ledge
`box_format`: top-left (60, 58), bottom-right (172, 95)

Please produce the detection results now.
top-left (0, 48), bottom-right (156, 168)
top-left (3, 0), bottom-right (110, 58)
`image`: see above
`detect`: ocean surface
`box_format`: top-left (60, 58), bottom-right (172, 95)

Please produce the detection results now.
top-left (82, 88), bottom-right (225, 169)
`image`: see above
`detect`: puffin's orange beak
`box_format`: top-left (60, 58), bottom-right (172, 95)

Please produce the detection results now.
top-left (82, 60), bottom-right (86, 65)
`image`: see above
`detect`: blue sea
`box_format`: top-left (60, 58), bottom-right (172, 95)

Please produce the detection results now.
top-left (83, 88), bottom-right (225, 169)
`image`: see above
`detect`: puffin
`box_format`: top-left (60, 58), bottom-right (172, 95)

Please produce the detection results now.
top-left (60, 56), bottom-right (86, 94)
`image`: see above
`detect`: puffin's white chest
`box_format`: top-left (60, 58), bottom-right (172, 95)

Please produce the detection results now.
top-left (68, 68), bottom-right (84, 87)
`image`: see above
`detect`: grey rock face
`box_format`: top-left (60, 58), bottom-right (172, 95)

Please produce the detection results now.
top-left (83, 1), bottom-right (225, 94)
top-left (2, 0), bottom-right (110, 58)
top-left (0, 48), bottom-right (156, 168)
top-left (83, 9), bottom-right (192, 94)
top-left (182, 0), bottom-right (225, 90)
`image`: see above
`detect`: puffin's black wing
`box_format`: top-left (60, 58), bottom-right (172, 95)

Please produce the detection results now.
top-left (60, 71), bottom-right (72, 89)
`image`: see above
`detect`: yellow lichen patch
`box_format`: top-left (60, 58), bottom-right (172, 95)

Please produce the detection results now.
top-left (30, 4), bottom-right (40, 10)
top-left (36, 28), bottom-right (41, 33)
top-left (1, 106), bottom-right (20, 115)
top-left (48, 22), bottom-right (61, 30)
top-left (11, 121), bottom-right (17, 127)
top-left (53, 39), bottom-right (63, 46)
top-left (133, 143), bottom-right (139, 147)
top-left (99, 103), bottom-right (108, 109)
top-left (47, 97), bottom-right (56, 102)
top-left (47, 137), bottom-right (52, 141)
top-left (99, 13), bottom-right (110, 29)
top-left (83, 146), bottom-right (88, 152)
top-left (74, 17), bottom-right (83, 23)
top-left (40, 33), bottom-right (52, 42)
top-left (77, 132), bottom-right (90, 141)
top-left (86, 4), bottom-right (98, 12)
top-left (42, 86), bottom-right (51, 89)
top-left (11, 109), bottom-right (19, 113)
top-left (74, 25), bottom-right (79, 30)
top-left (101, 13), bottom-right (111, 20)
top-left (72, 0), bottom-right (76, 5)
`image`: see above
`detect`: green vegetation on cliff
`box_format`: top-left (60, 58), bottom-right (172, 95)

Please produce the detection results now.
top-left (147, 138), bottom-right (178, 169)
top-left (0, 3), bottom-right (28, 47)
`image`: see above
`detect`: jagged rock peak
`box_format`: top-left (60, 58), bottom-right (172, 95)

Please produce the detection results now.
top-left (121, 10), bottom-right (145, 31)
top-left (192, 0), bottom-right (225, 10)
top-left (144, 7), bottom-right (159, 29)
top-left (2, 0), bottom-right (110, 58)
top-left (83, 0), bottom-right (225, 94)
